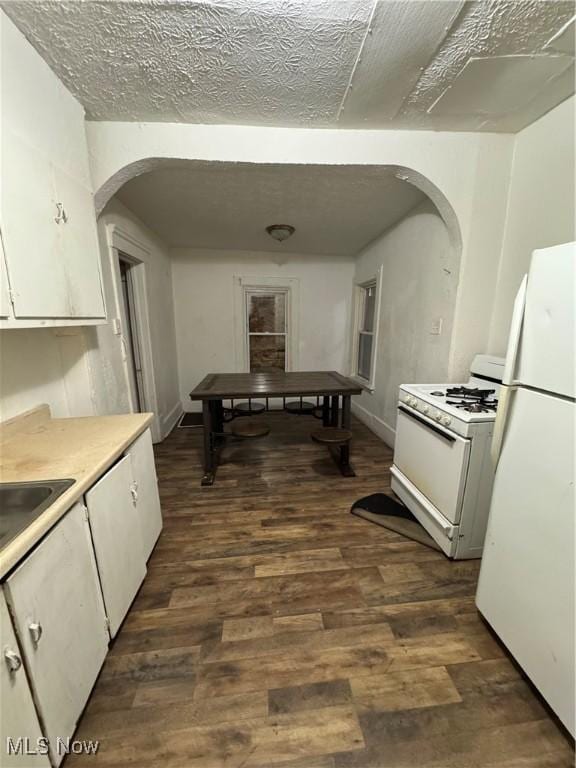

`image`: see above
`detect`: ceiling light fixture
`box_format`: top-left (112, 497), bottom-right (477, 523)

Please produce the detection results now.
top-left (266, 224), bottom-right (295, 242)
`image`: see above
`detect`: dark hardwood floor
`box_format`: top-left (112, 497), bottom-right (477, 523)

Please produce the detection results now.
top-left (71, 412), bottom-right (574, 767)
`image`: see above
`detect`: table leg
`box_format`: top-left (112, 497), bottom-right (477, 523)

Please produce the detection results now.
top-left (330, 395), bottom-right (339, 427)
top-left (338, 395), bottom-right (355, 477)
top-left (322, 396), bottom-right (330, 426)
top-left (213, 400), bottom-right (224, 438)
top-left (201, 400), bottom-right (216, 486)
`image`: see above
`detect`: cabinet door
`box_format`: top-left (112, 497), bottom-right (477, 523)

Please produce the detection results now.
top-left (52, 164), bottom-right (106, 318)
top-left (0, 229), bottom-right (12, 318)
top-left (1, 129), bottom-right (105, 320)
top-left (0, 589), bottom-right (50, 767)
top-left (5, 503), bottom-right (109, 767)
top-left (85, 455), bottom-right (147, 637)
top-left (1, 132), bottom-right (59, 318)
top-left (127, 428), bottom-right (163, 560)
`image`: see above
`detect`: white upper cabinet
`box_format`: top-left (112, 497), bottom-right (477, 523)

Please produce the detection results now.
top-left (0, 11), bottom-right (106, 326)
top-left (0, 231), bottom-right (11, 318)
top-left (4, 503), bottom-right (109, 767)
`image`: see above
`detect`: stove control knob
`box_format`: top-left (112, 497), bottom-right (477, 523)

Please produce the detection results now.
top-left (441, 416), bottom-right (452, 426)
top-left (421, 404), bottom-right (429, 414)
top-left (434, 411), bottom-right (442, 421)
top-left (403, 395), bottom-right (412, 404)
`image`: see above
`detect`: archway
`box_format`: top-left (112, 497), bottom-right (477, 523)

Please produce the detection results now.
top-left (95, 157), bottom-right (464, 444)
top-left (95, 157), bottom-right (462, 257)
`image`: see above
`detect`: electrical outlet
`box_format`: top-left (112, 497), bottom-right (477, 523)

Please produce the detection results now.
top-left (430, 318), bottom-right (443, 336)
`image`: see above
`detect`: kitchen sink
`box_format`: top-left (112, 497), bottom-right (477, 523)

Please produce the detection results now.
top-left (0, 479), bottom-right (75, 550)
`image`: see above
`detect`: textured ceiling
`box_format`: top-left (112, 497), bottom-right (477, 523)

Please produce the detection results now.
top-left (3, 0), bottom-right (574, 132)
top-left (115, 162), bottom-right (426, 255)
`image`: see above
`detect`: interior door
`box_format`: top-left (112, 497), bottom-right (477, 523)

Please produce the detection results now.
top-left (393, 406), bottom-right (471, 524)
top-left (85, 455), bottom-right (147, 637)
top-left (477, 387), bottom-right (575, 736)
top-left (126, 429), bottom-right (163, 560)
top-left (0, 590), bottom-right (50, 767)
top-left (5, 503), bottom-right (109, 766)
top-left (119, 259), bottom-right (142, 411)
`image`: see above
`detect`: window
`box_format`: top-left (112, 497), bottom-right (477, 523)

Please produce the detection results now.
top-left (246, 290), bottom-right (288, 372)
top-left (357, 282), bottom-right (376, 380)
top-left (351, 271), bottom-right (381, 390)
top-left (234, 276), bottom-right (299, 372)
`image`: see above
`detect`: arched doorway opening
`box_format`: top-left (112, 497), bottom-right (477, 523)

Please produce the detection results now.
top-left (93, 159), bottom-right (462, 444)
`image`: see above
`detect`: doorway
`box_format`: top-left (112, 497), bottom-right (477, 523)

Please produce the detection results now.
top-left (118, 255), bottom-right (145, 412)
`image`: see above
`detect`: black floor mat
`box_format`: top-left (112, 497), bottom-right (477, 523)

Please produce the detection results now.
top-left (178, 412), bottom-right (204, 428)
top-left (351, 493), bottom-right (441, 551)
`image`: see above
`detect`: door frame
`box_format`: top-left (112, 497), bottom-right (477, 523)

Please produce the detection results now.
top-left (118, 256), bottom-right (145, 412)
top-left (105, 224), bottom-right (160, 442)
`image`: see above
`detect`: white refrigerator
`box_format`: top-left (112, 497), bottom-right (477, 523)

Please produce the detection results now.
top-left (476, 241), bottom-right (575, 737)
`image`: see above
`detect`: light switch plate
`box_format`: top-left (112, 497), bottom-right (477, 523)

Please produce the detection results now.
top-left (430, 318), bottom-right (443, 336)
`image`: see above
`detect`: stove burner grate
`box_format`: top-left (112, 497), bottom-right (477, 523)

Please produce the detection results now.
top-left (445, 386), bottom-right (496, 400)
top-left (446, 398), bottom-right (498, 413)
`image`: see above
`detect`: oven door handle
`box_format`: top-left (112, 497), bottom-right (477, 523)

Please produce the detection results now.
top-left (398, 405), bottom-right (456, 443)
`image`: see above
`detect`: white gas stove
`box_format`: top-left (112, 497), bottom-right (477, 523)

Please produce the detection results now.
top-left (391, 355), bottom-right (504, 559)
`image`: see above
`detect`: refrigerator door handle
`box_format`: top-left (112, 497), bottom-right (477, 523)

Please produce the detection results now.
top-left (491, 384), bottom-right (514, 467)
top-left (502, 275), bottom-right (528, 386)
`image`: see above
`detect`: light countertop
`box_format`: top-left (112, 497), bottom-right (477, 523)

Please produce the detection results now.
top-left (0, 405), bottom-right (153, 579)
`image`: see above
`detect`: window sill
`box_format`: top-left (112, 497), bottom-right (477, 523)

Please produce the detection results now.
top-left (350, 375), bottom-right (375, 394)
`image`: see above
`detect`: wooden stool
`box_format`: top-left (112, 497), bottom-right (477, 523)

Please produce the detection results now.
top-left (310, 428), bottom-right (352, 446)
top-left (232, 420), bottom-right (270, 439)
top-left (234, 401), bottom-right (266, 417)
top-left (285, 400), bottom-right (315, 415)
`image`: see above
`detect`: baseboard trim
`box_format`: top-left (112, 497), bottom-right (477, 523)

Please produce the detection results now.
top-left (161, 402), bottom-right (184, 439)
top-left (352, 401), bottom-right (396, 448)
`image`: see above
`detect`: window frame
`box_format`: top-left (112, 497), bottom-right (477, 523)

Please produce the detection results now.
top-left (233, 275), bottom-right (300, 373)
top-left (245, 288), bottom-right (289, 373)
top-left (350, 268), bottom-right (382, 392)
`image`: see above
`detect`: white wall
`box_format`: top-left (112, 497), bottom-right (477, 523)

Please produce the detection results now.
top-left (0, 328), bottom-right (93, 421)
top-left (87, 120), bottom-right (515, 382)
top-left (488, 96), bottom-right (576, 353)
top-left (0, 199), bottom-right (180, 438)
top-left (85, 198), bottom-right (181, 438)
top-left (170, 248), bottom-right (355, 411)
top-left (0, 21), bottom-right (180, 435)
top-left (352, 199), bottom-right (457, 444)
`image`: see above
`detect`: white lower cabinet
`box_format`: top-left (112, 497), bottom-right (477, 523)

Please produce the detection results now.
top-left (0, 590), bottom-right (50, 767)
top-left (85, 455), bottom-right (147, 637)
top-left (0, 427), bottom-right (162, 764)
top-left (126, 428), bottom-right (163, 560)
top-left (4, 503), bottom-right (109, 767)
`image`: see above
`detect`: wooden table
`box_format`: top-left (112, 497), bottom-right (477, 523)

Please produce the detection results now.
top-left (189, 371), bottom-right (362, 485)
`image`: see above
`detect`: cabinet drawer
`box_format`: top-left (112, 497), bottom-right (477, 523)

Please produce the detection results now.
top-left (4, 503), bottom-right (109, 766)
